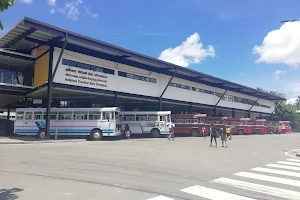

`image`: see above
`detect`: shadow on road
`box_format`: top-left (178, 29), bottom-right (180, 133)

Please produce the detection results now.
top-left (0, 188), bottom-right (23, 200)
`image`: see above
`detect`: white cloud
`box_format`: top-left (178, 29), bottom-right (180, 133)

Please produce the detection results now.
top-left (253, 21), bottom-right (300, 69)
top-left (19, 0), bottom-right (33, 3)
top-left (287, 98), bottom-right (297, 104)
top-left (47, 0), bottom-right (56, 6)
top-left (50, 0), bottom-right (98, 20)
top-left (158, 32), bottom-right (215, 67)
top-left (272, 69), bottom-right (286, 81)
top-left (64, 0), bottom-right (83, 20)
top-left (83, 6), bottom-right (99, 18)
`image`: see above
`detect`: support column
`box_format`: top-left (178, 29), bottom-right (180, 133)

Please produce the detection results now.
top-left (24, 97), bottom-right (28, 108)
top-left (213, 108), bottom-right (217, 117)
top-left (247, 111), bottom-right (251, 118)
top-left (159, 99), bottom-right (162, 111)
top-left (189, 104), bottom-right (192, 114)
top-left (113, 92), bottom-right (118, 107)
top-left (45, 45), bottom-right (54, 138)
top-left (7, 105), bottom-right (10, 121)
top-left (232, 109), bottom-right (235, 118)
top-left (6, 105), bottom-right (11, 136)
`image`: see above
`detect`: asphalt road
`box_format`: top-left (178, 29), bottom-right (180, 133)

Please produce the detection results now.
top-left (1, 133), bottom-right (300, 200)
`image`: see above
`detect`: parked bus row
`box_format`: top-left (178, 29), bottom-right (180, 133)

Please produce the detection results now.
top-left (171, 114), bottom-right (291, 137)
top-left (14, 107), bottom-right (291, 140)
top-left (14, 107), bottom-right (172, 140)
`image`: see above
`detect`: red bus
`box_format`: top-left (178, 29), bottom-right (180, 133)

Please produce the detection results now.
top-left (205, 117), bottom-right (228, 133)
top-left (253, 119), bottom-right (269, 134)
top-left (171, 114), bottom-right (208, 137)
top-left (267, 121), bottom-right (291, 134)
top-left (227, 118), bottom-right (251, 135)
top-left (279, 121), bottom-right (291, 133)
top-left (228, 118), bottom-right (268, 135)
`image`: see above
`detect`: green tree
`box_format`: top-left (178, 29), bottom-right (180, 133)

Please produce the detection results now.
top-left (296, 95), bottom-right (300, 106)
top-left (261, 90), bottom-right (300, 131)
top-left (0, 0), bottom-right (14, 30)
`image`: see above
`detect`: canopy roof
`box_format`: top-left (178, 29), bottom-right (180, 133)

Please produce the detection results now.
top-left (0, 17), bottom-right (286, 101)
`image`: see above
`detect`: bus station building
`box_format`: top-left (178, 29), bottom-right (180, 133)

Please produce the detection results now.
top-left (0, 17), bottom-right (285, 135)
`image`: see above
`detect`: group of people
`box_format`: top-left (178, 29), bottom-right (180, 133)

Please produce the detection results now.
top-left (209, 124), bottom-right (232, 148)
top-left (167, 124), bottom-right (233, 147)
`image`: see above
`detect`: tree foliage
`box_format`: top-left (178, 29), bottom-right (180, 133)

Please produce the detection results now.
top-left (262, 89), bottom-right (300, 131)
top-left (0, 0), bottom-right (14, 30)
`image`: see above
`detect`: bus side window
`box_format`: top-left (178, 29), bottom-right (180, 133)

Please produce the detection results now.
top-left (34, 112), bottom-right (43, 120)
top-left (74, 114), bottom-right (87, 120)
top-left (16, 112), bottom-right (24, 120)
top-left (159, 116), bottom-right (163, 121)
top-left (58, 112), bottom-right (72, 120)
top-left (185, 118), bottom-right (191, 123)
top-left (148, 115), bottom-right (157, 121)
top-left (94, 115), bottom-right (101, 120)
top-left (25, 112), bottom-right (32, 120)
top-left (102, 112), bottom-right (111, 121)
top-left (139, 116), bottom-right (147, 121)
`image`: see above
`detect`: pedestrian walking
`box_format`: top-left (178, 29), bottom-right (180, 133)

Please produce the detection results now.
top-left (168, 127), bottom-right (175, 141)
top-left (226, 126), bottom-right (232, 140)
top-left (221, 125), bottom-right (228, 148)
top-left (210, 124), bottom-right (217, 147)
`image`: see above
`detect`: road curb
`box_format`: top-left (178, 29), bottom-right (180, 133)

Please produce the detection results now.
top-left (0, 139), bottom-right (87, 145)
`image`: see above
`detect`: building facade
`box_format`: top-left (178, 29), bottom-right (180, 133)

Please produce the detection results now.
top-left (0, 17), bottom-right (285, 126)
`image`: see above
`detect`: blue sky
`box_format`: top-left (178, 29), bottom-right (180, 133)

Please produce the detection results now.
top-left (1, 0), bottom-right (300, 102)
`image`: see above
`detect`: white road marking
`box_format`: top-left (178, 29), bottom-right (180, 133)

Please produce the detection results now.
top-left (213, 177), bottom-right (300, 200)
top-left (287, 159), bottom-right (300, 163)
top-left (278, 161), bottom-right (300, 167)
top-left (266, 164), bottom-right (300, 171)
top-left (180, 185), bottom-right (255, 200)
top-left (235, 171), bottom-right (300, 187)
top-left (285, 149), bottom-right (300, 158)
top-left (252, 167), bottom-right (300, 178)
top-left (146, 195), bottom-right (174, 200)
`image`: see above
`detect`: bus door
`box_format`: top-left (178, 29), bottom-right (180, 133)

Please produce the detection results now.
top-left (15, 111), bottom-right (25, 134)
top-left (159, 115), bottom-right (168, 133)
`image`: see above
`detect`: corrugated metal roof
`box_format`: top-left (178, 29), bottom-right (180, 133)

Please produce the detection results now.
top-left (0, 17), bottom-right (286, 101)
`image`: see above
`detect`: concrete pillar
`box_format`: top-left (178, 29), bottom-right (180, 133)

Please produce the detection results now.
top-left (232, 109), bottom-right (235, 118)
top-left (7, 105), bottom-right (10, 121)
top-left (113, 92), bottom-right (118, 107)
top-left (45, 45), bottom-right (54, 138)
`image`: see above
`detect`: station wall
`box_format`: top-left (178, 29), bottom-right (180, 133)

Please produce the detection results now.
top-left (51, 48), bottom-right (275, 114)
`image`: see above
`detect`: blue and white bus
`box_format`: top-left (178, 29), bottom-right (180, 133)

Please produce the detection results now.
top-left (14, 107), bottom-right (122, 140)
top-left (120, 111), bottom-right (172, 138)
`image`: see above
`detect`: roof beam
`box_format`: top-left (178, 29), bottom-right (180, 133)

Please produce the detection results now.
top-left (23, 19), bottom-right (66, 38)
top-left (0, 51), bottom-right (35, 61)
top-left (23, 36), bottom-right (63, 53)
top-left (4, 28), bottom-right (37, 48)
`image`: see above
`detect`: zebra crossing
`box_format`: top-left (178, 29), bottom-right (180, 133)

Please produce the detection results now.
top-left (146, 158), bottom-right (300, 200)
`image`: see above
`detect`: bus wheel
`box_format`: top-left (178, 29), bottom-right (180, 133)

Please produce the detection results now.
top-left (256, 129), bottom-right (262, 135)
top-left (191, 129), bottom-right (199, 137)
top-left (37, 129), bottom-right (46, 139)
top-left (90, 129), bottom-right (103, 140)
top-left (150, 129), bottom-right (160, 138)
top-left (238, 130), bottom-right (244, 135)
